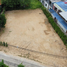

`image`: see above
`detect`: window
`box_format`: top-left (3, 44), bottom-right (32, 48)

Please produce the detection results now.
top-left (42, 0), bottom-right (44, 5)
top-left (58, 10), bottom-right (62, 14)
top-left (45, 4), bottom-right (47, 6)
top-left (54, 7), bottom-right (57, 11)
top-left (49, 1), bottom-right (51, 5)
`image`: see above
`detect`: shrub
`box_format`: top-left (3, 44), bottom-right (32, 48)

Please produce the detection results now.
top-left (0, 60), bottom-right (9, 67)
top-left (18, 63), bottom-right (24, 67)
top-left (0, 41), bottom-right (8, 47)
top-left (0, 13), bottom-right (6, 30)
top-left (3, 42), bottom-right (5, 46)
top-left (5, 42), bottom-right (8, 47)
top-left (0, 60), bottom-right (25, 67)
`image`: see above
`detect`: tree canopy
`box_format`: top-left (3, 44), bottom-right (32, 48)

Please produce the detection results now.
top-left (2, 0), bottom-right (30, 10)
top-left (0, 14), bottom-right (6, 30)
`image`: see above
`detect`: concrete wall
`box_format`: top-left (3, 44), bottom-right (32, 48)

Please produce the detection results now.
top-left (40, 0), bottom-right (53, 9)
top-left (44, 1), bottom-right (49, 9)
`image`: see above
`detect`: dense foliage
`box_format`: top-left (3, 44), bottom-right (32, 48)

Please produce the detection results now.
top-left (0, 13), bottom-right (6, 30)
top-left (2, 0), bottom-right (30, 10)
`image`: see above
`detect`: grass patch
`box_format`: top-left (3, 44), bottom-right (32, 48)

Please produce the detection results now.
top-left (29, 0), bottom-right (42, 9)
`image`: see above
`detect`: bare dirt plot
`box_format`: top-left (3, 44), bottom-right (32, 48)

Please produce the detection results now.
top-left (0, 9), bottom-right (67, 67)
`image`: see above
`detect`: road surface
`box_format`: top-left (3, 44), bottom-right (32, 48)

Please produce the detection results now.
top-left (0, 52), bottom-right (47, 67)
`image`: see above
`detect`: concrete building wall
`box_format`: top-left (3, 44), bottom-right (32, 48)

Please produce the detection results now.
top-left (44, 1), bottom-right (49, 8)
top-left (44, 0), bottom-right (54, 9)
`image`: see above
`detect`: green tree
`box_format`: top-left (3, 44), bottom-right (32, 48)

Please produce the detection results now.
top-left (2, 0), bottom-right (30, 10)
top-left (0, 14), bottom-right (6, 30)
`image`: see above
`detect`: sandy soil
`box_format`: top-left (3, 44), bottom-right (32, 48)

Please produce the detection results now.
top-left (0, 9), bottom-right (67, 67)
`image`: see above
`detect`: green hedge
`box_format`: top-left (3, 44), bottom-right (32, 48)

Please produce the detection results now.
top-left (0, 13), bottom-right (6, 30)
top-left (2, 0), bottom-right (30, 10)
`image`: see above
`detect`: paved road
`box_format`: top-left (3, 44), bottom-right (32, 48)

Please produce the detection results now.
top-left (0, 52), bottom-right (47, 67)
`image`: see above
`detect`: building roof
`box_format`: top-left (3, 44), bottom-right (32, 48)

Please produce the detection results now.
top-left (50, 0), bottom-right (62, 3)
top-left (59, 12), bottom-right (67, 21)
top-left (49, 9), bottom-right (67, 30)
top-left (55, 1), bottom-right (67, 11)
